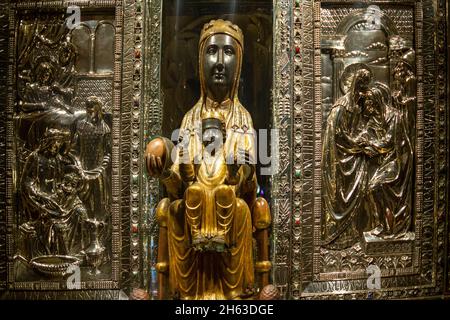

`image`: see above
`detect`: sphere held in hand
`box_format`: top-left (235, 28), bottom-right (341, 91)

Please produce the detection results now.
top-left (145, 137), bottom-right (174, 176)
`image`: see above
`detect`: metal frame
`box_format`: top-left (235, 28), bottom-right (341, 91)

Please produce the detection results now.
top-left (0, 1), bottom-right (9, 292)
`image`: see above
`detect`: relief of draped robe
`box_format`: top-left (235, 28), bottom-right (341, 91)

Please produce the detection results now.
top-left (366, 82), bottom-right (414, 238)
top-left (322, 87), bottom-right (371, 249)
top-left (20, 130), bottom-right (87, 257)
top-left (322, 66), bottom-right (415, 249)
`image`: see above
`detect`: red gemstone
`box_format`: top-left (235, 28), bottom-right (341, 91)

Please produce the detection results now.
top-left (131, 225), bottom-right (138, 233)
top-left (295, 219), bottom-right (300, 225)
top-left (295, 46), bottom-right (300, 54)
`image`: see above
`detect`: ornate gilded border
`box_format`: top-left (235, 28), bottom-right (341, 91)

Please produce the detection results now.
top-left (142, 0), bottom-right (163, 295)
top-left (2, 289), bottom-right (126, 299)
top-left (119, 0), bottom-right (135, 291)
top-left (5, 1), bottom-right (16, 290)
top-left (447, 0), bottom-right (450, 295)
top-left (432, 0), bottom-right (448, 297)
top-left (123, 0), bottom-right (153, 291)
top-left (0, 1), bottom-right (9, 292)
top-left (271, 0), bottom-right (294, 299)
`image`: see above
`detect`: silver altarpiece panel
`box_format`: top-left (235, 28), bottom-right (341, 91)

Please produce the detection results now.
top-left (10, 6), bottom-right (117, 292)
top-left (0, 0), bottom-right (144, 298)
top-left (0, 0), bottom-right (448, 299)
top-left (295, 0), bottom-right (448, 299)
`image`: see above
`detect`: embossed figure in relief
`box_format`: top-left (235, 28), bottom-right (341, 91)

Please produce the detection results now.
top-left (20, 129), bottom-right (87, 257)
top-left (365, 51), bottom-right (415, 239)
top-left (17, 49), bottom-right (77, 150)
top-left (322, 63), bottom-right (415, 248)
top-left (74, 96), bottom-right (111, 223)
top-left (145, 20), bottom-right (271, 299)
top-left (321, 7), bottom-right (417, 250)
top-left (322, 67), bottom-right (376, 249)
top-left (13, 19), bottom-right (113, 279)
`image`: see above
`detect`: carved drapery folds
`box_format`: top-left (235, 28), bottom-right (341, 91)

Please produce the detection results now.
top-left (321, 6), bottom-right (416, 251)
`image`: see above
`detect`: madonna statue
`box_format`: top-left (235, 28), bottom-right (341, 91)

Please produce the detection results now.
top-left (145, 19), bottom-right (271, 300)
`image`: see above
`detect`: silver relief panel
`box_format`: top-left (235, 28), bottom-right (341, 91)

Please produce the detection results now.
top-left (297, 0), bottom-right (447, 299)
top-left (4, 2), bottom-right (123, 292)
top-left (320, 5), bottom-right (418, 272)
